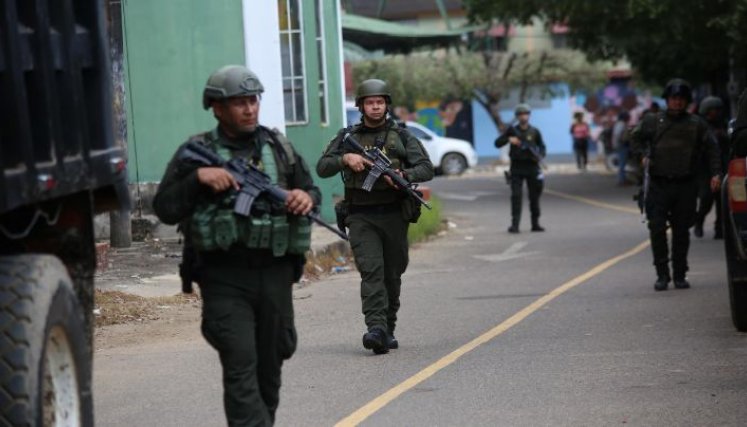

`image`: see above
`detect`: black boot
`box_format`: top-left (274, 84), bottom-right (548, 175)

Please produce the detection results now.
top-left (531, 223), bottom-right (545, 232)
top-left (507, 225), bottom-right (519, 233)
top-left (387, 334), bottom-right (398, 350)
top-left (362, 327), bottom-right (389, 354)
top-left (654, 276), bottom-right (670, 291)
top-left (673, 278), bottom-right (691, 289)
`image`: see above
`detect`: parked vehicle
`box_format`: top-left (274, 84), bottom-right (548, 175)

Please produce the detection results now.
top-left (1, 1), bottom-right (129, 424)
top-left (404, 121), bottom-right (477, 176)
top-left (722, 156), bottom-right (747, 332)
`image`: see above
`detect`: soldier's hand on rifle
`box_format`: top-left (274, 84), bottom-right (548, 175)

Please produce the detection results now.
top-left (383, 170), bottom-right (405, 189)
top-left (342, 153), bottom-right (372, 173)
top-left (641, 157), bottom-right (650, 168)
top-left (286, 189), bottom-right (314, 215)
top-left (509, 136), bottom-right (521, 146)
top-left (197, 167), bottom-right (239, 192)
top-left (710, 175), bottom-right (722, 193)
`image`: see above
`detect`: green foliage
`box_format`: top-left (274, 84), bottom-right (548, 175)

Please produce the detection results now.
top-left (351, 50), bottom-right (609, 107)
top-left (407, 195), bottom-right (443, 244)
top-left (463, 0), bottom-right (740, 86)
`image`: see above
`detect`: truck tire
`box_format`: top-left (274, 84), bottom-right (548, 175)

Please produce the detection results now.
top-left (0, 255), bottom-right (92, 426)
top-left (723, 206), bottom-right (747, 332)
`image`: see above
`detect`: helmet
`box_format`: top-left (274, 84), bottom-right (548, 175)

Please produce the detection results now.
top-left (662, 78), bottom-right (692, 102)
top-left (698, 96), bottom-right (724, 115)
top-left (202, 65), bottom-right (264, 110)
top-left (515, 103), bottom-right (531, 115)
top-left (355, 79), bottom-right (391, 107)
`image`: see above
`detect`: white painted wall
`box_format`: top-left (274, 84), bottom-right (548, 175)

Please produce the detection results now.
top-left (242, 0), bottom-right (286, 133)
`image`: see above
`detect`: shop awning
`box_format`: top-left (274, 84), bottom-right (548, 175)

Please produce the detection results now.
top-left (342, 13), bottom-right (483, 53)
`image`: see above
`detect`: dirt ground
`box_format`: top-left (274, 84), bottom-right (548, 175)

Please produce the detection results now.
top-left (92, 238), bottom-right (353, 351)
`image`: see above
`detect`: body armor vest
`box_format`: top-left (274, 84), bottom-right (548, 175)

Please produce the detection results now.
top-left (651, 114), bottom-right (700, 177)
top-left (189, 127), bottom-right (311, 254)
top-left (344, 123), bottom-right (409, 205)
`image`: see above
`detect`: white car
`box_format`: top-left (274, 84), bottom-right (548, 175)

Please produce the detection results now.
top-left (404, 121), bottom-right (478, 176)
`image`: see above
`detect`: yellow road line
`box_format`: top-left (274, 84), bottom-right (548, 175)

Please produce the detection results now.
top-left (335, 239), bottom-right (651, 426)
top-left (545, 188), bottom-right (640, 215)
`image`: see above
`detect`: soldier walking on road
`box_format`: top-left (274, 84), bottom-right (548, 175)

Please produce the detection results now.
top-left (316, 79), bottom-right (433, 355)
top-left (153, 65), bottom-right (322, 425)
top-left (631, 78), bottom-right (721, 291)
top-left (693, 96), bottom-right (728, 239)
top-left (495, 104), bottom-right (547, 233)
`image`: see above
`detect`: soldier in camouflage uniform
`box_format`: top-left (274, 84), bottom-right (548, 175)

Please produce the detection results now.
top-left (153, 65), bottom-right (321, 426)
top-left (495, 103), bottom-right (547, 233)
top-left (631, 79), bottom-right (721, 291)
top-left (316, 79), bottom-right (434, 355)
top-left (693, 96), bottom-right (728, 239)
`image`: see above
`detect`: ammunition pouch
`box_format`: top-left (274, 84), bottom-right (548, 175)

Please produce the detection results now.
top-left (190, 204), bottom-right (310, 256)
top-left (401, 192), bottom-right (423, 223)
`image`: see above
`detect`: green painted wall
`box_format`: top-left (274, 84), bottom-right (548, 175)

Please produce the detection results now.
top-left (122, 1), bottom-right (245, 183)
top-left (285, 1), bottom-right (345, 221)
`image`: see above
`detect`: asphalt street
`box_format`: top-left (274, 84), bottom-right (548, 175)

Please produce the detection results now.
top-left (93, 170), bottom-right (747, 426)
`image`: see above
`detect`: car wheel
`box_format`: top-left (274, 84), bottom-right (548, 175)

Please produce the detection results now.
top-left (440, 153), bottom-right (467, 176)
top-left (723, 192), bottom-right (747, 332)
top-left (0, 255), bottom-right (92, 426)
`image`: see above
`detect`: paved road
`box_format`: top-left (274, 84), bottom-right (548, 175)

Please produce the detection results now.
top-left (93, 171), bottom-right (747, 426)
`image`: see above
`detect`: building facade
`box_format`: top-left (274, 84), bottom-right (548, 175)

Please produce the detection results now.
top-left (119, 0), bottom-right (345, 218)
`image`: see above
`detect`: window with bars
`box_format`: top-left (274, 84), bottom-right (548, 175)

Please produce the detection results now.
top-left (278, 0), bottom-right (307, 124)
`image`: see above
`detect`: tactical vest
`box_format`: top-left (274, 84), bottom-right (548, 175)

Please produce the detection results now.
top-left (650, 113), bottom-right (702, 177)
top-left (343, 122), bottom-right (410, 205)
top-left (189, 127), bottom-right (311, 255)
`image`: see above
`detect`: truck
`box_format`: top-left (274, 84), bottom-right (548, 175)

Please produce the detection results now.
top-left (1, 0), bottom-right (129, 424)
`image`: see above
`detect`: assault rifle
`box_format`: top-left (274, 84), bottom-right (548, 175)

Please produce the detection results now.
top-left (342, 132), bottom-right (431, 210)
top-left (180, 140), bottom-right (348, 240)
top-left (503, 124), bottom-right (547, 170)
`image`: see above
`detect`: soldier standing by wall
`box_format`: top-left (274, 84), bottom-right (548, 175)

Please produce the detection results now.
top-left (152, 65), bottom-right (321, 425)
top-left (495, 104), bottom-right (547, 233)
top-left (632, 79), bottom-right (721, 291)
top-left (694, 96), bottom-right (729, 239)
top-left (316, 79), bottom-right (433, 355)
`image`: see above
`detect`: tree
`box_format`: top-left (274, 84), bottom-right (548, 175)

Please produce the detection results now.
top-left (463, 0), bottom-right (743, 99)
top-left (352, 49), bottom-right (608, 130)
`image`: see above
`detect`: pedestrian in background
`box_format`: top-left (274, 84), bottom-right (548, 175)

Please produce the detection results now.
top-left (694, 96), bottom-right (728, 239)
top-left (316, 79), bottom-right (434, 355)
top-left (612, 111), bottom-right (632, 185)
top-left (153, 65), bottom-right (321, 425)
top-left (631, 78), bottom-right (721, 291)
top-left (495, 103), bottom-right (547, 233)
top-left (570, 111), bottom-right (591, 170)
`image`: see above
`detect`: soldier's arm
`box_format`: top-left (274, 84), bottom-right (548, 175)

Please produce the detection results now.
top-left (535, 128), bottom-right (547, 158)
top-left (152, 145), bottom-right (205, 225)
top-left (316, 133), bottom-right (347, 178)
top-left (402, 133), bottom-right (434, 183)
top-left (494, 128), bottom-right (511, 148)
top-left (630, 115), bottom-right (654, 156)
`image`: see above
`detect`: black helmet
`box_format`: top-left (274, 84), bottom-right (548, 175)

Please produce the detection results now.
top-left (515, 103), bottom-right (531, 115)
top-left (355, 79), bottom-right (392, 107)
top-left (203, 65), bottom-right (264, 110)
top-left (662, 78), bottom-right (692, 102)
top-left (698, 96), bottom-right (724, 115)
